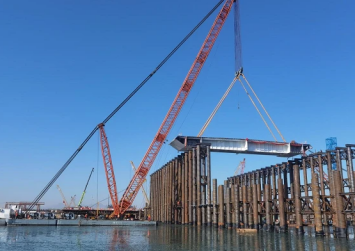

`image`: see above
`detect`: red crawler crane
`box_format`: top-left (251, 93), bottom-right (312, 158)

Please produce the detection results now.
top-left (24, 0), bottom-right (234, 215)
top-left (118, 0), bottom-right (235, 215)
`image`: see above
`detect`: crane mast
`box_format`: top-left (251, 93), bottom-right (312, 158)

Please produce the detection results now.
top-left (119, 0), bottom-right (235, 214)
top-left (98, 123), bottom-right (120, 215)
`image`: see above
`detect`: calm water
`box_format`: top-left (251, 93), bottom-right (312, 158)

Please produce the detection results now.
top-left (0, 225), bottom-right (354, 251)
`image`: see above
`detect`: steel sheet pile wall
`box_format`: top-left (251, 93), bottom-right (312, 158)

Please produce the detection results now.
top-left (150, 145), bottom-right (212, 225)
top-left (150, 144), bottom-right (355, 239)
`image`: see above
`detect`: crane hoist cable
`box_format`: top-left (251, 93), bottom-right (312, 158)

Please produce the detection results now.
top-left (197, 75), bottom-right (239, 137)
top-left (119, 0), bottom-right (235, 215)
top-left (197, 72), bottom-right (285, 142)
top-left (25, 0), bottom-right (225, 214)
top-left (241, 74), bottom-right (286, 142)
top-left (238, 78), bottom-right (278, 141)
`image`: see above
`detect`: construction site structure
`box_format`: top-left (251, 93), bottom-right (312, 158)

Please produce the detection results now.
top-left (150, 143), bottom-right (355, 238)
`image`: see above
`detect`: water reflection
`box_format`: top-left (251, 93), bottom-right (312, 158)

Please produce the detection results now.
top-left (0, 225), bottom-right (354, 250)
top-left (149, 226), bottom-right (355, 251)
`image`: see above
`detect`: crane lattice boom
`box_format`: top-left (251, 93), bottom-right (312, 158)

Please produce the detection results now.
top-left (119, 0), bottom-right (235, 214)
top-left (98, 124), bottom-right (120, 215)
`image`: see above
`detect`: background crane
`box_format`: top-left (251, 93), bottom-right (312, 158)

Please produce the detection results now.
top-left (77, 168), bottom-right (95, 207)
top-left (234, 158), bottom-right (246, 176)
top-left (69, 195), bottom-right (76, 207)
top-left (130, 161), bottom-right (149, 205)
top-left (56, 185), bottom-right (69, 208)
top-left (118, 0), bottom-right (235, 215)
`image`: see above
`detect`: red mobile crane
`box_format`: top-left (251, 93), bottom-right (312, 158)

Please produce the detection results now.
top-left (98, 0), bottom-right (235, 216)
top-left (117, 0), bottom-right (235, 215)
top-left (25, 1), bottom-right (231, 214)
top-left (96, 0), bottom-right (235, 217)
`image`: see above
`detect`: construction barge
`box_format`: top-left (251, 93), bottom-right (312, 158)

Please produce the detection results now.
top-left (4, 219), bottom-right (157, 227)
top-left (1, 204), bottom-right (155, 227)
top-left (150, 137), bottom-right (355, 239)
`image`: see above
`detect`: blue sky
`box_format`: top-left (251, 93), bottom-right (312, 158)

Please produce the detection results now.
top-left (1, 0), bottom-right (355, 209)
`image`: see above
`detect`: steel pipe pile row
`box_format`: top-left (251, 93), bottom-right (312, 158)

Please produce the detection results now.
top-left (150, 144), bottom-right (355, 239)
top-left (228, 144), bottom-right (355, 238)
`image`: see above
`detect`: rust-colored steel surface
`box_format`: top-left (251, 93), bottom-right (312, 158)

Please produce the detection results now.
top-left (99, 123), bottom-right (120, 216)
top-left (119, 0), bottom-right (235, 214)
